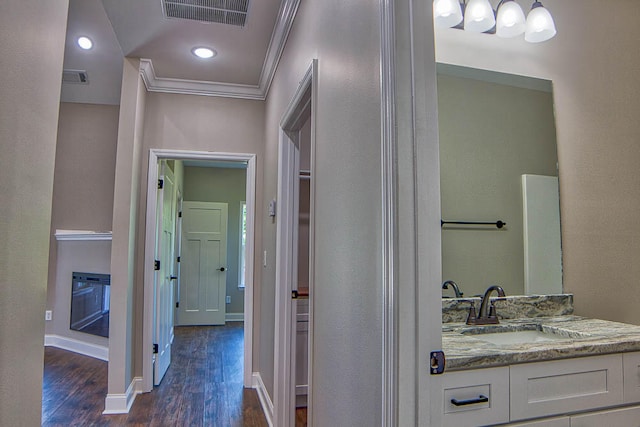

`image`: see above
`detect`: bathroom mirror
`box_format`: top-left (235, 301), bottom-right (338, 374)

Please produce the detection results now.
top-left (438, 64), bottom-right (562, 299)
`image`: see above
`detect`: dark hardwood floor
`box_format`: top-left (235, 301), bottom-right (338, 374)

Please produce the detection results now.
top-left (43, 323), bottom-right (268, 426)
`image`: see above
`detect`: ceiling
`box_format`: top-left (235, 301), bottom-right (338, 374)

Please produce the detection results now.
top-left (61, 0), bottom-right (294, 105)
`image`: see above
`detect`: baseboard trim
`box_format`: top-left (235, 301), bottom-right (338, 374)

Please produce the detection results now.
top-left (103, 377), bottom-right (143, 414)
top-left (44, 334), bottom-right (108, 361)
top-left (252, 372), bottom-right (274, 427)
top-left (225, 312), bottom-right (245, 322)
top-left (296, 384), bottom-right (308, 396)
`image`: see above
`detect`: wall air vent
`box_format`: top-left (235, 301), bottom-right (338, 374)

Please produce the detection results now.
top-left (163, 0), bottom-right (249, 27)
top-left (62, 69), bottom-right (89, 85)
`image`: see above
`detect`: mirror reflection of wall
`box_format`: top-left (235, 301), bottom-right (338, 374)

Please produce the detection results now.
top-left (438, 64), bottom-right (561, 298)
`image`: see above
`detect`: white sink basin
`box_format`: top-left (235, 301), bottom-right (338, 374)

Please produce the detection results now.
top-left (460, 324), bottom-right (593, 346)
top-left (471, 330), bottom-right (571, 345)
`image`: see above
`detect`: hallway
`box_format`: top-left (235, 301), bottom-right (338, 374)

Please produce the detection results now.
top-left (42, 323), bottom-right (268, 426)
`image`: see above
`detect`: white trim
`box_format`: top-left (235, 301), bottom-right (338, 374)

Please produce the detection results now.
top-left (253, 372), bottom-right (274, 427)
top-left (143, 149), bottom-right (257, 392)
top-left (258, 0), bottom-right (301, 98)
top-left (103, 377), bottom-right (143, 414)
top-left (44, 334), bottom-right (109, 361)
top-left (138, 0), bottom-right (300, 101)
top-left (273, 60), bottom-right (316, 427)
top-left (54, 229), bottom-right (112, 241)
top-left (380, 1), bottom-right (397, 426)
top-left (225, 312), bottom-right (245, 322)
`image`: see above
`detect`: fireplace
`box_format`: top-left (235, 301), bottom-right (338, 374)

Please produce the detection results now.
top-left (70, 272), bottom-right (110, 338)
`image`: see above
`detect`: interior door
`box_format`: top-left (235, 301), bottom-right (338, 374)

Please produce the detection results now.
top-left (178, 201), bottom-right (228, 326)
top-left (154, 161), bottom-right (176, 385)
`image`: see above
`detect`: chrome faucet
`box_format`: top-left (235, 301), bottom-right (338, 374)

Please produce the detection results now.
top-left (442, 280), bottom-right (463, 298)
top-left (466, 285), bottom-right (506, 325)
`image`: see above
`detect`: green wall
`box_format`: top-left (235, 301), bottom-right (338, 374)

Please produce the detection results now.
top-left (183, 166), bottom-right (247, 315)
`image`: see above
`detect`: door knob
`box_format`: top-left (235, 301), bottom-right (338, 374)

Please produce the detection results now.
top-left (217, 267), bottom-right (226, 272)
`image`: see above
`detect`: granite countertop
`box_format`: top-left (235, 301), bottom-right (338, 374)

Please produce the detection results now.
top-left (443, 315), bottom-right (640, 372)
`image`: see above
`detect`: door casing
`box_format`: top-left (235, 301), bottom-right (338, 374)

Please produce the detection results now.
top-left (143, 149), bottom-right (257, 392)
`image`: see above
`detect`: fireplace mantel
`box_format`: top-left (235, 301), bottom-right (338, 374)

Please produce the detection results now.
top-left (55, 230), bottom-right (112, 241)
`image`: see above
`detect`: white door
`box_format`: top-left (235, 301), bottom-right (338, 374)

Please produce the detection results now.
top-left (154, 161), bottom-right (176, 385)
top-left (178, 201), bottom-right (228, 326)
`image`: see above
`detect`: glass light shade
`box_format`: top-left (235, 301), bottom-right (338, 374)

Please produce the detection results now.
top-left (496, 0), bottom-right (526, 38)
top-left (433, 0), bottom-right (463, 28)
top-left (464, 0), bottom-right (496, 33)
top-left (525, 2), bottom-right (557, 43)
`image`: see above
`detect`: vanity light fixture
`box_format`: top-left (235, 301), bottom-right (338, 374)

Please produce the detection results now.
top-left (524, 1), bottom-right (557, 43)
top-left (434, 0), bottom-right (557, 43)
top-left (464, 0), bottom-right (496, 33)
top-left (433, 0), bottom-right (464, 28)
top-left (191, 47), bottom-right (216, 59)
top-left (77, 36), bottom-right (93, 50)
top-left (496, 0), bottom-right (526, 38)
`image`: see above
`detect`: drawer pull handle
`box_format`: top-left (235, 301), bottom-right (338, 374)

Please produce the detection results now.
top-left (451, 395), bottom-right (489, 406)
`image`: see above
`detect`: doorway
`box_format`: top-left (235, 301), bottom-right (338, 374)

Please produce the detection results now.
top-left (274, 60), bottom-right (317, 427)
top-left (143, 150), bottom-right (257, 392)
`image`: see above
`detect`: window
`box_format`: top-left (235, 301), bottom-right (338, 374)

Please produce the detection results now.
top-left (238, 201), bottom-right (247, 289)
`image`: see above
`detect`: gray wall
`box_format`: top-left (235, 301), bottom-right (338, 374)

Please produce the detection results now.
top-left (0, 0), bottom-right (69, 424)
top-left (262, 0), bottom-right (385, 423)
top-left (435, 0), bottom-right (640, 325)
top-left (183, 166), bottom-right (247, 315)
top-left (47, 102), bottom-right (119, 337)
top-left (108, 57), bottom-right (147, 396)
top-left (438, 74), bottom-right (558, 297)
top-left (131, 93), bottom-right (265, 381)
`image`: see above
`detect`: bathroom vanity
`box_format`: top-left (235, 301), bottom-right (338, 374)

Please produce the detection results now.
top-left (440, 295), bottom-right (640, 426)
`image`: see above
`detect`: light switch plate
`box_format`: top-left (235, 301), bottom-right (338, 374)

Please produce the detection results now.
top-left (45, 310), bottom-right (52, 321)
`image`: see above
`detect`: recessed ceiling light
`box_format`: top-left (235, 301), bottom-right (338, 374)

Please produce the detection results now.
top-left (192, 47), bottom-right (216, 59)
top-left (77, 36), bottom-right (93, 50)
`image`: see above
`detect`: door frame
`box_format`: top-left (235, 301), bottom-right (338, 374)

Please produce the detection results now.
top-left (142, 149), bottom-right (257, 392)
top-left (273, 60), bottom-right (317, 427)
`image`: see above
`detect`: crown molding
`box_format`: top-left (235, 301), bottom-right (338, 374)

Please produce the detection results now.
top-left (139, 0), bottom-right (301, 101)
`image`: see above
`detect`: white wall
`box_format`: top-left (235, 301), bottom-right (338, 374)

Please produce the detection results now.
top-left (435, 0), bottom-right (640, 324)
top-left (0, 0), bottom-right (69, 424)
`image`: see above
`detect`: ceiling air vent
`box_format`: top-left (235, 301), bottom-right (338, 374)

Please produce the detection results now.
top-left (163, 0), bottom-right (249, 27)
top-left (62, 69), bottom-right (89, 85)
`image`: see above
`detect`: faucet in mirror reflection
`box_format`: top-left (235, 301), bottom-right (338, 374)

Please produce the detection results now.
top-left (442, 280), bottom-right (464, 298)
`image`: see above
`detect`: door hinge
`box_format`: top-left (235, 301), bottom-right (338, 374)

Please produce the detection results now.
top-left (153, 344), bottom-right (159, 354)
top-left (175, 301), bottom-right (180, 308)
top-left (178, 211), bottom-right (182, 218)
top-left (158, 179), bottom-right (164, 189)
top-left (154, 260), bottom-right (160, 271)
top-left (176, 256), bottom-right (180, 263)
top-left (430, 351), bottom-right (446, 375)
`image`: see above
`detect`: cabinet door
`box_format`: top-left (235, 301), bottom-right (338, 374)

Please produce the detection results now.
top-left (570, 405), bottom-right (640, 427)
top-left (441, 367), bottom-right (509, 427)
top-left (505, 417), bottom-right (570, 427)
top-left (624, 352), bottom-right (640, 404)
top-left (510, 354), bottom-right (623, 421)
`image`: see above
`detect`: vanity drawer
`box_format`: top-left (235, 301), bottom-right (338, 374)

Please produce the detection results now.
top-left (441, 366), bottom-right (509, 427)
top-left (510, 354), bottom-right (623, 421)
top-left (624, 351), bottom-right (640, 403)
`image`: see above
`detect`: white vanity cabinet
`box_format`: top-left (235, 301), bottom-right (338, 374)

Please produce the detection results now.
top-left (441, 351), bottom-right (640, 426)
top-left (510, 354), bottom-right (623, 421)
top-left (441, 367), bottom-right (510, 427)
top-left (570, 406), bottom-right (640, 426)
